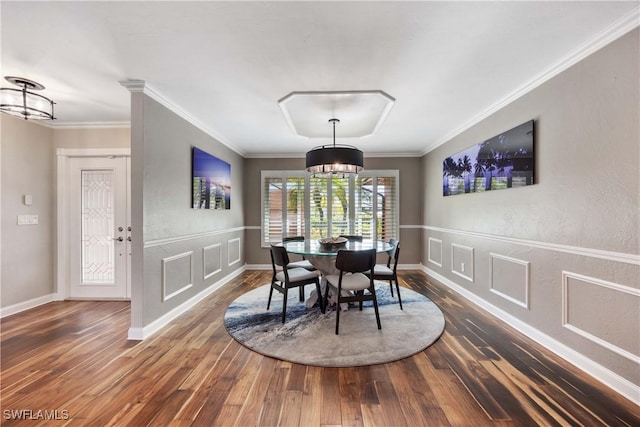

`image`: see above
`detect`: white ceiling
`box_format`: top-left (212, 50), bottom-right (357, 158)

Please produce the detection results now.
top-left (2, 1), bottom-right (638, 157)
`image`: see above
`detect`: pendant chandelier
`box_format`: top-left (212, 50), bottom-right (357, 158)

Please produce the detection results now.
top-left (0, 76), bottom-right (56, 120)
top-left (305, 118), bottom-right (363, 176)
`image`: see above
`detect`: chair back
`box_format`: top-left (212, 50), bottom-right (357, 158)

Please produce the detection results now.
top-left (270, 244), bottom-right (290, 269)
top-left (387, 239), bottom-right (400, 269)
top-left (391, 241), bottom-right (400, 272)
top-left (335, 248), bottom-right (376, 274)
top-left (282, 236), bottom-right (305, 242)
top-left (339, 235), bottom-right (363, 242)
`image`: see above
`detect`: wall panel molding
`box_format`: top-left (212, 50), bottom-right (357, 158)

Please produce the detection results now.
top-left (424, 225), bottom-right (639, 265)
top-left (451, 243), bottom-right (474, 282)
top-left (489, 253), bottom-right (530, 309)
top-left (203, 243), bottom-right (222, 280)
top-left (428, 237), bottom-right (443, 267)
top-left (161, 251), bottom-right (193, 302)
top-left (562, 271), bottom-right (640, 363)
top-left (228, 238), bottom-right (241, 267)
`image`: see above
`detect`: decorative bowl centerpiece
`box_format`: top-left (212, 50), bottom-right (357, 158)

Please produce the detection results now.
top-left (318, 236), bottom-right (347, 251)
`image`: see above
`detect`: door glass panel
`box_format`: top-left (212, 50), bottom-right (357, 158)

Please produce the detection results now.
top-left (81, 169), bottom-right (115, 283)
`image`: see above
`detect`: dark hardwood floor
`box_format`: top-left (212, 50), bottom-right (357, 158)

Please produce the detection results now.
top-left (1, 270), bottom-right (638, 426)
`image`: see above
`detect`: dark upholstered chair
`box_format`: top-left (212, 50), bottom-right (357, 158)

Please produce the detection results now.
top-left (269, 245), bottom-right (324, 323)
top-left (281, 236), bottom-right (316, 301)
top-left (282, 236), bottom-right (317, 271)
top-left (366, 239), bottom-right (402, 310)
top-left (325, 248), bottom-right (381, 335)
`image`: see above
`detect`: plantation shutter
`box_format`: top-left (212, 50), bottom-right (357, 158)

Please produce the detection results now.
top-left (376, 176), bottom-right (398, 242)
top-left (261, 170), bottom-right (398, 247)
top-left (263, 177), bottom-right (283, 245)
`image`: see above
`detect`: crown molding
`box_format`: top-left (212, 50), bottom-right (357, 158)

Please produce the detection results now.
top-left (421, 6), bottom-right (640, 156)
top-left (44, 121), bottom-right (131, 129)
top-left (244, 151), bottom-right (423, 159)
top-left (119, 79), bottom-right (246, 157)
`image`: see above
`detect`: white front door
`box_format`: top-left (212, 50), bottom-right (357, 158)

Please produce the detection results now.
top-left (68, 156), bottom-right (131, 299)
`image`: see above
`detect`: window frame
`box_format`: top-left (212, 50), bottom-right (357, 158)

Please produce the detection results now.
top-left (261, 170), bottom-right (399, 248)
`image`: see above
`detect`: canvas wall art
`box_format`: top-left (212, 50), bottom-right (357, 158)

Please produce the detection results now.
top-left (443, 120), bottom-right (534, 196)
top-left (192, 147), bottom-right (231, 209)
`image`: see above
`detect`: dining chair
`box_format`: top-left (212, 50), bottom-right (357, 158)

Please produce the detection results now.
top-left (338, 235), bottom-right (363, 242)
top-left (282, 236), bottom-right (317, 302)
top-left (366, 239), bottom-right (402, 310)
top-left (282, 236), bottom-right (317, 271)
top-left (325, 248), bottom-right (381, 335)
top-left (269, 245), bottom-right (324, 323)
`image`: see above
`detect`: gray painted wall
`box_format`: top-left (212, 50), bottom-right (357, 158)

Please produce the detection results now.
top-left (243, 156), bottom-right (422, 266)
top-left (1, 117), bottom-right (55, 307)
top-left (421, 29), bottom-right (639, 386)
top-left (135, 95), bottom-right (245, 327)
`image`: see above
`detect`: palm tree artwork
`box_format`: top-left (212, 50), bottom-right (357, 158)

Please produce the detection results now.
top-left (442, 120), bottom-right (534, 197)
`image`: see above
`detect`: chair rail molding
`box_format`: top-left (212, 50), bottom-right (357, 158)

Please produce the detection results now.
top-left (423, 225), bottom-right (640, 266)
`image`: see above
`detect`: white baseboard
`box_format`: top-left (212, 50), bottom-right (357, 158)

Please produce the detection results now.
top-left (127, 266), bottom-right (246, 341)
top-left (0, 293), bottom-right (56, 318)
top-left (244, 263), bottom-right (272, 270)
top-left (421, 266), bottom-right (640, 405)
top-left (244, 263), bottom-right (423, 271)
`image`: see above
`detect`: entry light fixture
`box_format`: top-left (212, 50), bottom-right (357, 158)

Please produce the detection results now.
top-left (305, 118), bottom-right (364, 177)
top-left (0, 76), bottom-right (56, 120)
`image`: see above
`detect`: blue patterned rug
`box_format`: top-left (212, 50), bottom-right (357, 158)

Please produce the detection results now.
top-left (224, 283), bottom-right (445, 367)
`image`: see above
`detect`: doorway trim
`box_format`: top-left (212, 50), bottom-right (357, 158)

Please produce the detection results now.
top-left (56, 148), bottom-right (131, 300)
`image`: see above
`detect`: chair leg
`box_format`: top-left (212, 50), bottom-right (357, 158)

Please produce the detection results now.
top-left (315, 281), bottom-right (325, 313)
top-left (395, 278), bottom-right (403, 310)
top-left (267, 283), bottom-right (275, 310)
top-left (390, 280), bottom-right (394, 297)
top-left (335, 284), bottom-right (342, 335)
top-left (371, 286), bottom-right (382, 330)
top-left (281, 288), bottom-right (288, 323)
top-left (299, 286), bottom-right (304, 302)
top-left (323, 282), bottom-right (330, 313)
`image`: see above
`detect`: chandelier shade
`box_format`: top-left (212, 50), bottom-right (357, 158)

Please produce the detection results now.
top-left (305, 118), bottom-right (364, 176)
top-left (0, 76), bottom-right (56, 120)
top-left (305, 145), bottom-right (364, 175)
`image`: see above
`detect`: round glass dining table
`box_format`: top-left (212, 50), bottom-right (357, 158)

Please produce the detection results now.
top-left (282, 239), bottom-right (393, 309)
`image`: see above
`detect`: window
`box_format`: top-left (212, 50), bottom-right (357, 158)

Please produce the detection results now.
top-left (261, 170), bottom-right (399, 247)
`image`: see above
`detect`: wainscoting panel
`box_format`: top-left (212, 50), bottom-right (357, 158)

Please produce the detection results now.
top-left (203, 243), bottom-right (222, 280)
top-left (228, 238), bottom-right (241, 267)
top-left (428, 237), bottom-right (443, 267)
top-left (490, 253), bottom-right (530, 309)
top-left (451, 243), bottom-right (474, 282)
top-left (162, 251), bottom-right (194, 302)
top-left (562, 271), bottom-right (640, 362)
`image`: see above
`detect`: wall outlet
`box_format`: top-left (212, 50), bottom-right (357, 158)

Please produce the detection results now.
top-left (17, 214), bottom-right (38, 225)
top-left (461, 262), bottom-right (465, 272)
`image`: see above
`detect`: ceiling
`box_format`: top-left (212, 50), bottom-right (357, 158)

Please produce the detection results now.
top-left (2, 1), bottom-right (638, 157)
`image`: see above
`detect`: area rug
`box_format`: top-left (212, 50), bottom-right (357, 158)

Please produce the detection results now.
top-left (223, 283), bottom-right (445, 367)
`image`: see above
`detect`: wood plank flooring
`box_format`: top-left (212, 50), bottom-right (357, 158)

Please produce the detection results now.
top-left (1, 271), bottom-right (638, 426)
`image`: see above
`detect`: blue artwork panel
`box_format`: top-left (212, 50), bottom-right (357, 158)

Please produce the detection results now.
top-left (192, 147), bottom-right (231, 209)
